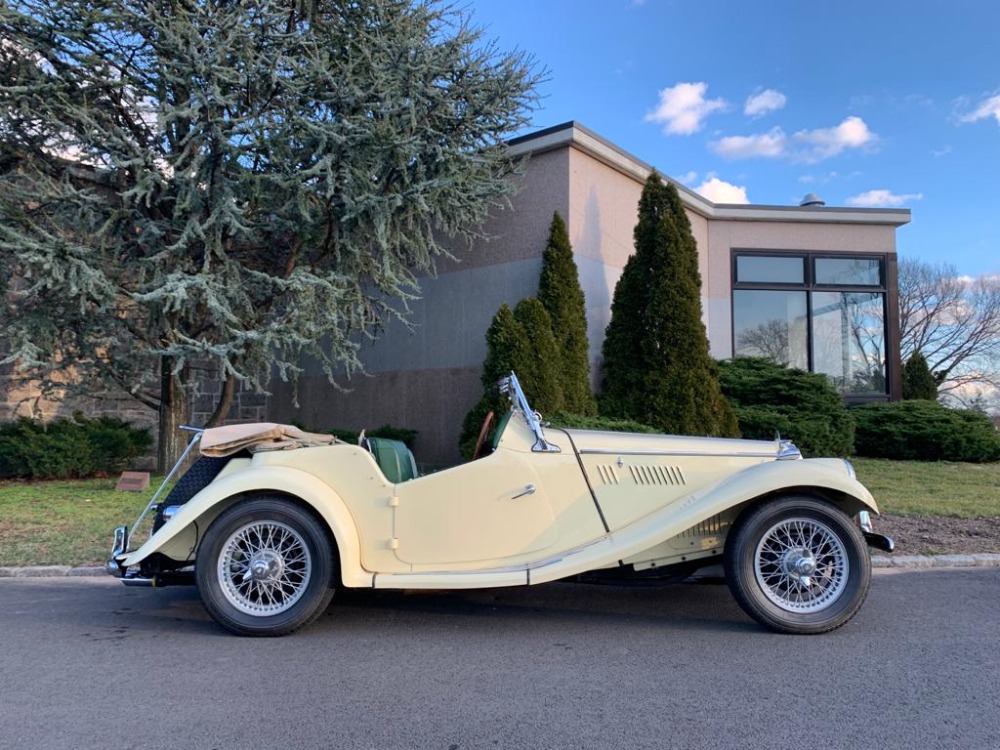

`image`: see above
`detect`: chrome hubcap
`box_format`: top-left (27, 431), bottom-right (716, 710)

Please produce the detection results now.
top-left (218, 521), bottom-right (311, 616)
top-left (754, 518), bottom-right (849, 613)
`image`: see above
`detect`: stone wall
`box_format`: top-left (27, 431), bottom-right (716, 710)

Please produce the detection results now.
top-left (0, 359), bottom-right (272, 468)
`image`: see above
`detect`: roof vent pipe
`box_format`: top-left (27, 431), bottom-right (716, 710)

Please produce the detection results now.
top-left (799, 193), bottom-right (826, 207)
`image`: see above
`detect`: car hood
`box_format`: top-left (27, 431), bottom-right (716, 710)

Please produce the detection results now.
top-left (555, 428), bottom-right (784, 458)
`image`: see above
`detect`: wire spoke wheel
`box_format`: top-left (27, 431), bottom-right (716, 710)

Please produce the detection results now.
top-left (725, 496), bottom-right (871, 634)
top-left (219, 521), bottom-right (312, 616)
top-left (754, 517), bottom-right (848, 613)
top-left (196, 498), bottom-right (336, 637)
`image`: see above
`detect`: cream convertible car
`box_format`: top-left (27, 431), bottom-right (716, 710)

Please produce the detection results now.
top-left (109, 374), bottom-right (893, 637)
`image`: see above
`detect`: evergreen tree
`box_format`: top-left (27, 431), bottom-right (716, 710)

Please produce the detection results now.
top-left (512, 298), bottom-right (563, 414)
top-left (902, 353), bottom-right (939, 400)
top-left (459, 298), bottom-right (565, 457)
top-left (538, 212), bottom-right (597, 415)
top-left (459, 304), bottom-right (527, 457)
top-left (0, 0), bottom-right (539, 468)
top-left (600, 172), bottom-right (738, 437)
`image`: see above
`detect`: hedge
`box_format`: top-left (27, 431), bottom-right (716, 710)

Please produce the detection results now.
top-left (0, 415), bottom-right (152, 480)
top-left (853, 401), bottom-right (1000, 462)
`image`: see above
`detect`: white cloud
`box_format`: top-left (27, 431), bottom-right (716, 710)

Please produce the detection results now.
top-left (711, 127), bottom-right (787, 159)
top-left (960, 94), bottom-right (1000, 125)
top-left (711, 116), bottom-right (877, 163)
top-left (675, 170), bottom-right (698, 184)
top-left (744, 89), bottom-right (787, 117)
top-left (931, 144), bottom-right (953, 157)
top-left (695, 176), bottom-right (749, 204)
top-left (846, 189), bottom-right (923, 207)
top-left (645, 82), bottom-right (726, 135)
top-left (794, 116), bottom-right (877, 162)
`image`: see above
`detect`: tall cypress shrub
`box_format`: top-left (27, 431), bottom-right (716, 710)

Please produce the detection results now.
top-left (902, 353), bottom-right (939, 400)
top-left (600, 172), bottom-right (738, 437)
top-left (459, 304), bottom-right (528, 457)
top-left (513, 298), bottom-right (563, 414)
top-left (538, 212), bottom-right (597, 415)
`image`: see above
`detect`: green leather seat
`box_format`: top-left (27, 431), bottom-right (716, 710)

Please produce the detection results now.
top-left (366, 437), bottom-right (418, 483)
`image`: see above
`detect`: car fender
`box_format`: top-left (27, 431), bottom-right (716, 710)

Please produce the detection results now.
top-left (697, 457), bottom-right (878, 517)
top-left (121, 465), bottom-right (371, 588)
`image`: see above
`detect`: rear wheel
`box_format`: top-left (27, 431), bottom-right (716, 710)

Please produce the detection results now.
top-left (196, 497), bottom-right (335, 637)
top-left (724, 496), bottom-right (871, 634)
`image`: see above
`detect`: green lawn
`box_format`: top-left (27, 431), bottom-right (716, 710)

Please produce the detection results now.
top-left (1, 459), bottom-right (999, 567)
top-left (851, 458), bottom-right (1000, 517)
top-left (0, 478), bottom-right (158, 567)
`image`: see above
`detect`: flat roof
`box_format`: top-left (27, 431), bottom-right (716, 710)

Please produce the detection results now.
top-left (508, 122), bottom-right (911, 227)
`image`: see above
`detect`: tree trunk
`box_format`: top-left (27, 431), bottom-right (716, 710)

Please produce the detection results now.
top-left (157, 358), bottom-right (191, 473)
top-left (206, 372), bottom-right (237, 428)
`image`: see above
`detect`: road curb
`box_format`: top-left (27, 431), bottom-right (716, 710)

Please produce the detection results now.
top-left (2, 556), bottom-right (999, 579)
top-left (0, 566), bottom-right (107, 578)
top-left (871, 554), bottom-right (1000, 569)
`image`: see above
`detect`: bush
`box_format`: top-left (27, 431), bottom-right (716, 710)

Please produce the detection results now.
top-left (600, 173), bottom-right (738, 438)
top-left (0, 415), bottom-right (152, 480)
top-left (853, 401), bottom-right (1000, 462)
top-left (902, 353), bottom-right (939, 400)
top-left (718, 358), bottom-right (855, 456)
top-left (547, 413), bottom-right (658, 434)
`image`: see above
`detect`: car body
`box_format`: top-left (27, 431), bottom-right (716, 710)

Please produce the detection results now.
top-left (108, 373), bottom-right (892, 636)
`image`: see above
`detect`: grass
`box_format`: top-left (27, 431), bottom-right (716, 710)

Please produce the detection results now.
top-left (0, 478), bottom-right (158, 567)
top-left (851, 458), bottom-right (1000, 518)
top-left (1, 459), bottom-right (999, 567)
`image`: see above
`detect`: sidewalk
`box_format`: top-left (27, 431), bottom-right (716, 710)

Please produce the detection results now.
top-left (3, 554), bottom-right (1000, 579)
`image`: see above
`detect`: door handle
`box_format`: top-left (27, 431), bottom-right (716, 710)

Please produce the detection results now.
top-left (510, 484), bottom-right (536, 500)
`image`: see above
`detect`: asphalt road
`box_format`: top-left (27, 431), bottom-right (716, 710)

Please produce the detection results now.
top-left (1, 569), bottom-right (998, 750)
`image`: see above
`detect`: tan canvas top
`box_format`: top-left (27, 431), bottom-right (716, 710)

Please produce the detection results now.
top-left (199, 422), bottom-right (341, 457)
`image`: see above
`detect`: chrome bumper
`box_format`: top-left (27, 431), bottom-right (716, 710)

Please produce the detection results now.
top-left (858, 511), bottom-right (895, 553)
top-left (106, 525), bottom-right (128, 577)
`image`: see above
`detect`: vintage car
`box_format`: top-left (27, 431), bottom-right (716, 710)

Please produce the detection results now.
top-left (108, 373), bottom-right (893, 637)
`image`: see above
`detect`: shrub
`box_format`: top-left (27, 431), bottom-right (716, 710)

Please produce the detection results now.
top-left (0, 415), bottom-right (152, 480)
top-left (902, 353), bottom-right (939, 400)
top-left (538, 211), bottom-right (596, 415)
top-left (600, 172), bottom-right (737, 437)
top-left (853, 400), bottom-right (1000, 462)
top-left (718, 357), bottom-right (855, 456)
top-left (547, 413), bottom-right (658, 434)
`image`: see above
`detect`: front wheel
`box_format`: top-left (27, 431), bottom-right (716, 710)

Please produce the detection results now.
top-left (724, 496), bottom-right (871, 634)
top-left (196, 497), bottom-right (336, 636)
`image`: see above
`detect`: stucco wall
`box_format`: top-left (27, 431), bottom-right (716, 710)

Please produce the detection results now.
top-left (267, 149), bottom-right (574, 469)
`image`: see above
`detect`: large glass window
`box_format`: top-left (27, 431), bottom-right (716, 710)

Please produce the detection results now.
top-left (733, 290), bottom-right (808, 370)
top-left (811, 292), bottom-right (886, 394)
top-left (732, 253), bottom-right (889, 396)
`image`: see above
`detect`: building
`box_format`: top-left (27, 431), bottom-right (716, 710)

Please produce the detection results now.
top-left (273, 121), bottom-right (911, 469)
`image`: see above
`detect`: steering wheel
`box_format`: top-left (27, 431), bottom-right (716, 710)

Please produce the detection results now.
top-left (471, 410), bottom-right (496, 460)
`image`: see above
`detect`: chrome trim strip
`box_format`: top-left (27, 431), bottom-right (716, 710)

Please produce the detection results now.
top-left (578, 448), bottom-right (777, 458)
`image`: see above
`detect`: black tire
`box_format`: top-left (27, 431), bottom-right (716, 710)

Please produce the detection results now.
top-left (724, 496), bottom-right (871, 634)
top-left (195, 497), bottom-right (336, 637)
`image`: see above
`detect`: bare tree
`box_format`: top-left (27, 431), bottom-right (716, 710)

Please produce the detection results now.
top-left (898, 258), bottom-right (1000, 395)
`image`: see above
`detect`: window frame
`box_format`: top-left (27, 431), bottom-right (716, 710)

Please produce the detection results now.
top-left (731, 250), bottom-right (891, 400)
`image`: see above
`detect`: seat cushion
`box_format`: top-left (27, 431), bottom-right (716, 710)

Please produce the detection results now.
top-left (366, 437), bottom-right (418, 483)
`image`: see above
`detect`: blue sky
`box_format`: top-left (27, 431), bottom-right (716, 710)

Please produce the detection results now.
top-left (466, 0), bottom-right (1000, 276)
